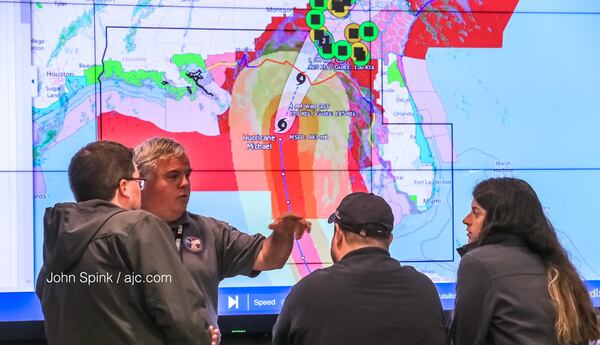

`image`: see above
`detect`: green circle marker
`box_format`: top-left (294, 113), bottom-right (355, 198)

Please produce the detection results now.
top-left (306, 10), bottom-right (325, 30)
top-left (353, 50), bottom-right (370, 66)
top-left (313, 30), bottom-right (333, 49)
top-left (309, 0), bottom-right (327, 10)
top-left (351, 42), bottom-right (371, 66)
top-left (318, 44), bottom-right (335, 60)
top-left (359, 21), bottom-right (379, 42)
top-left (334, 40), bottom-right (352, 61)
top-left (317, 32), bottom-right (335, 60)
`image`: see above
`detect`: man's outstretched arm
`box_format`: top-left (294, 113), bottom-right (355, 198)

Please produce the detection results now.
top-left (252, 214), bottom-right (311, 271)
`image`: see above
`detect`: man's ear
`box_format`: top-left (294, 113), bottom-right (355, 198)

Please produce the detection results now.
top-left (386, 232), bottom-right (393, 246)
top-left (116, 179), bottom-right (130, 198)
top-left (334, 225), bottom-right (345, 248)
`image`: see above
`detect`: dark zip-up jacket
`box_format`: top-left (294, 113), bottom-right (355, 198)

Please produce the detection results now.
top-left (273, 247), bottom-right (447, 345)
top-left (450, 233), bottom-right (559, 345)
top-left (36, 200), bottom-right (210, 345)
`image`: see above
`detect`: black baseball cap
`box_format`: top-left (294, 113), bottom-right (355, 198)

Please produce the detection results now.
top-left (327, 192), bottom-right (394, 236)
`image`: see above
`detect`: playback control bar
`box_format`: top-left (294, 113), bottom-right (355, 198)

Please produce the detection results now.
top-left (218, 286), bottom-right (292, 315)
top-left (217, 280), bottom-right (600, 315)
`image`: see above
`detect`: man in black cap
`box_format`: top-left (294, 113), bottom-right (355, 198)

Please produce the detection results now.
top-left (272, 192), bottom-right (447, 345)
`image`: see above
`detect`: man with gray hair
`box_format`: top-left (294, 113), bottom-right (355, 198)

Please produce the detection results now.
top-left (134, 137), bottom-right (311, 329)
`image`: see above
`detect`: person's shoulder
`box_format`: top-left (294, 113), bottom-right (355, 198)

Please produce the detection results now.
top-left (185, 211), bottom-right (229, 228)
top-left (288, 267), bottom-right (336, 297)
top-left (466, 243), bottom-right (544, 277)
top-left (113, 209), bottom-right (158, 222)
top-left (459, 246), bottom-right (493, 271)
top-left (398, 264), bottom-right (438, 288)
top-left (461, 244), bottom-right (523, 276)
top-left (465, 243), bottom-right (526, 264)
top-left (400, 264), bottom-right (429, 279)
top-left (110, 209), bottom-right (169, 234)
top-left (185, 211), bottom-right (207, 221)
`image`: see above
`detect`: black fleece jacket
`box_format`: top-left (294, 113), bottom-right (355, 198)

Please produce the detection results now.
top-left (450, 233), bottom-right (559, 345)
top-left (36, 200), bottom-right (209, 345)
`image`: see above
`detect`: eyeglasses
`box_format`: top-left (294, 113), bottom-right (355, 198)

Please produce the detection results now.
top-left (123, 177), bottom-right (147, 190)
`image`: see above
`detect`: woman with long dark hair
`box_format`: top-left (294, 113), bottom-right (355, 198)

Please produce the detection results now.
top-left (451, 177), bottom-right (599, 345)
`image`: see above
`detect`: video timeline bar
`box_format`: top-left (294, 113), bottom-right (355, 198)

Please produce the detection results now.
top-left (218, 280), bottom-right (600, 315)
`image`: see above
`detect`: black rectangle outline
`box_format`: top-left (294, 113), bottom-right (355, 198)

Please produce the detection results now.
top-left (371, 123), bottom-right (454, 262)
top-left (13, 0), bottom-right (600, 14)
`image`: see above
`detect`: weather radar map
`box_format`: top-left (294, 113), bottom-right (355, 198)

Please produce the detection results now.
top-left (29, 0), bottom-right (600, 313)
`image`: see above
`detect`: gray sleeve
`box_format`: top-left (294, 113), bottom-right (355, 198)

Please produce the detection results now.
top-left (217, 222), bottom-right (265, 280)
top-left (126, 214), bottom-right (210, 345)
top-left (450, 255), bottom-right (495, 345)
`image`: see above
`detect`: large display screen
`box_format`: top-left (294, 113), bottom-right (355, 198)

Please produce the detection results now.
top-left (1, 0), bottom-right (599, 323)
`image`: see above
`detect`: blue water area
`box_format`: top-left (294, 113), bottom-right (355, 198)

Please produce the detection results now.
top-left (394, 180), bottom-right (454, 262)
top-left (509, 170), bottom-right (600, 281)
top-left (33, 171), bottom-right (76, 277)
top-left (188, 190), bottom-right (298, 286)
top-left (34, 120), bottom-right (96, 274)
top-left (426, 6), bottom-right (600, 169)
top-left (450, 169), bottom-right (600, 281)
top-left (415, 124), bottom-right (435, 166)
top-left (187, 190), bottom-right (274, 234)
top-left (37, 116), bottom-right (97, 172)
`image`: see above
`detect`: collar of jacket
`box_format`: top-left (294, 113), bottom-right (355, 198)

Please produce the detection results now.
top-left (456, 232), bottom-right (527, 257)
top-left (456, 243), bottom-right (476, 257)
top-left (340, 246), bottom-right (391, 262)
top-left (479, 231), bottom-right (527, 247)
top-left (168, 211), bottom-right (192, 228)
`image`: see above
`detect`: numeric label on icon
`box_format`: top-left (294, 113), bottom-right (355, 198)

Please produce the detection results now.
top-left (296, 73), bottom-right (307, 85)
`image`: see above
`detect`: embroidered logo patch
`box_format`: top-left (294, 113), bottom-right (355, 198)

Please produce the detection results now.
top-left (183, 236), bottom-right (203, 254)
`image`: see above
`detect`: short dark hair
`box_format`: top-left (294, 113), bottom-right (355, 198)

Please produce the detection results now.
top-left (338, 225), bottom-right (391, 247)
top-left (68, 141), bottom-right (135, 202)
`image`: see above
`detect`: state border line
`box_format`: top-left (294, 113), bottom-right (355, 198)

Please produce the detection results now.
top-left (97, 25), bottom-right (311, 138)
top-left (374, 21), bottom-right (455, 260)
top-left (98, 25), bottom-right (318, 275)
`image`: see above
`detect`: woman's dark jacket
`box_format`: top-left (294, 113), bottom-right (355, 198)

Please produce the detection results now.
top-left (450, 233), bottom-right (559, 345)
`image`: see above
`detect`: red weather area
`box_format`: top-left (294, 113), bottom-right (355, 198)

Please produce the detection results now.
top-left (98, 0), bottom-right (518, 215)
top-left (99, 112), bottom-right (321, 220)
top-left (404, 0), bottom-right (520, 59)
top-left (99, 110), bottom-right (362, 218)
top-left (98, 9), bottom-right (369, 217)
top-left (99, 111), bottom-right (239, 192)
